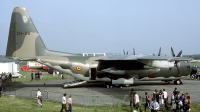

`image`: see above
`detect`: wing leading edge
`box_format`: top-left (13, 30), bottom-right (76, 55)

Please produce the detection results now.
top-left (99, 55), bottom-right (192, 61)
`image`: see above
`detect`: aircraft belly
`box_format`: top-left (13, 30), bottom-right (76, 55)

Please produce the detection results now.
top-left (139, 77), bottom-right (185, 81)
top-left (101, 68), bottom-right (160, 75)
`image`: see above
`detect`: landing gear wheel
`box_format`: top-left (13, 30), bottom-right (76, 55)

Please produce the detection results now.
top-left (174, 79), bottom-right (183, 85)
top-left (176, 80), bottom-right (181, 85)
top-left (191, 74), bottom-right (195, 80)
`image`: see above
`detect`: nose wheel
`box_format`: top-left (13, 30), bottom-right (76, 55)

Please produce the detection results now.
top-left (174, 79), bottom-right (183, 85)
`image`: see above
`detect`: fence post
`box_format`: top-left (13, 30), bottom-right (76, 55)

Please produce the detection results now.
top-left (30, 89), bottom-right (32, 99)
top-left (113, 95), bottom-right (114, 106)
top-left (84, 96), bottom-right (87, 108)
top-left (47, 91), bottom-right (48, 101)
top-left (15, 88), bottom-right (16, 96)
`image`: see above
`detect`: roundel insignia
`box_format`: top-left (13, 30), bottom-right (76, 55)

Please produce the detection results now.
top-left (76, 66), bottom-right (82, 71)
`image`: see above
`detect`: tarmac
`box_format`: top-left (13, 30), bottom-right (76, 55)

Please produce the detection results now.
top-left (4, 79), bottom-right (200, 106)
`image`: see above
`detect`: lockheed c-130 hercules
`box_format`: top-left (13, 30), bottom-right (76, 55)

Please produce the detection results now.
top-left (6, 7), bottom-right (195, 87)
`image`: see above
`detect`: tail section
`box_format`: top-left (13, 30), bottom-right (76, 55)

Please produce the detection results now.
top-left (6, 7), bottom-right (47, 58)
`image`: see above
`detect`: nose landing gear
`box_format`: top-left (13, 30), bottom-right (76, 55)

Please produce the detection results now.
top-left (174, 79), bottom-right (183, 85)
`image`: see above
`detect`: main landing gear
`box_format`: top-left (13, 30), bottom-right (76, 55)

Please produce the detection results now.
top-left (174, 79), bottom-right (183, 85)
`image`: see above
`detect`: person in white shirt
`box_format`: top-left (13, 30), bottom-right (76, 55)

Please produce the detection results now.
top-left (67, 95), bottom-right (72, 112)
top-left (163, 89), bottom-right (168, 110)
top-left (134, 92), bottom-right (140, 109)
top-left (60, 93), bottom-right (67, 112)
top-left (36, 88), bottom-right (42, 107)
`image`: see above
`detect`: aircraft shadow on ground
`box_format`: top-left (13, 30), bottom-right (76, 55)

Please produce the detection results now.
top-left (5, 80), bottom-right (174, 106)
top-left (7, 80), bottom-right (171, 90)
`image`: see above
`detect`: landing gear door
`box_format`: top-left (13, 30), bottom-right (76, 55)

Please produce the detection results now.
top-left (90, 68), bottom-right (96, 80)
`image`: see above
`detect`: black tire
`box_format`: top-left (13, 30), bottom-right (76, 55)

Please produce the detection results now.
top-left (174, 81), bottom-right (176, 84)
top-left (191, 74), bottom-right (195, 80)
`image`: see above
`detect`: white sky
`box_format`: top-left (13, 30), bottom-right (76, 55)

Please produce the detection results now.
top-left (1, 0), bottom-right (200, 55)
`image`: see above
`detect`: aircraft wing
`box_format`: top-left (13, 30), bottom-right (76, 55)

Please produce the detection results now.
top-left (100, 55), bottom-right (192, 61)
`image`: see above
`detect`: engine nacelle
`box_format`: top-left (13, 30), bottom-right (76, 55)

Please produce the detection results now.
top-left (112, 78), bottom-right (134, 84)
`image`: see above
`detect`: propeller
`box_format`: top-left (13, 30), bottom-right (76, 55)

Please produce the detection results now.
top-left (174, 61), bottom-right (181, 76)
top-left (153, 47), bottom-right (161, 56)
top-left (123, 48), bottom-right (135, 55)
top-left (171, 47), bottom-right (176, 57)
top-left (158, 47), bottom-right (161, 56)
top-left (123, 49), bottom-right (125, 55)
top-left (176, 50), bottom-right (182, 57)
top-left (123, 49), bottom-right (128, 55)
top-left (171, 47), bottom-right (182, 57)
top-left (170, 47), bottom-right (183, 76)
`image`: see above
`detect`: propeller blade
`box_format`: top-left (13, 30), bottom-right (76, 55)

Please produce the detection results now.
top-left (126, 51), bottom-right (128, 55)
top-left (176, 50), bottom-right (182, 57)
top-left (158, 47), bottom-right (161, 56)
top-left (123, 49), bottom-right (125, 55)
top-left (133, 48), bottom-right (135, 55)
top-left (171, 47), bottom-right (175, 57)
top-left (175, 61), bottom-right (181, 76)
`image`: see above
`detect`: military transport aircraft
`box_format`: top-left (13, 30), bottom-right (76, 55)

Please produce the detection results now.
top-left (6, 7), bottom-right (195, 87)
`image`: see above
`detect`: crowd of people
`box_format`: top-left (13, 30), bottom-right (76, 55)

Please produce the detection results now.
top-left (31, 71), bottom-right (43, 80)
top-left (36, 88), bottom-right (72, 112)
top-left (129, 88), bottom-right (191, 112)
top-left (31, 70), bottom-right (64, 81)
top-left (0, 72), bottom-right (12, 98)
top-left (0, 72), bottom-right (12, 84)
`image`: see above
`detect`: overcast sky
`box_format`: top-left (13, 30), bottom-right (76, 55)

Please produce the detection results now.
top-left (1, 0), bottom-right (200, 55)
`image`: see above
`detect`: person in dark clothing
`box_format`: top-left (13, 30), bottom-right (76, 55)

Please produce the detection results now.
top-left (0, 85), bottom-right (2, 98)
top-left (129, 89), bottom-right (134, 108)
top-left (175, 91), bottom-right (181, 112)
top-left (31, 71), bottom-right (34, 81)
top-left (9, 73), bottom-right (12, 82)
top-left (173, 88), bottom-right (178, 96)
top-left (37, 71), bottom-right (40, 80)
top-left (144, 92), bottom-right (150, 111)
top-left (153, 89), bottom-right (159, 104)
top-left (35, 72), bottom-right (37, 80)
top-left (183, 99), bottom-right (190, 112)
